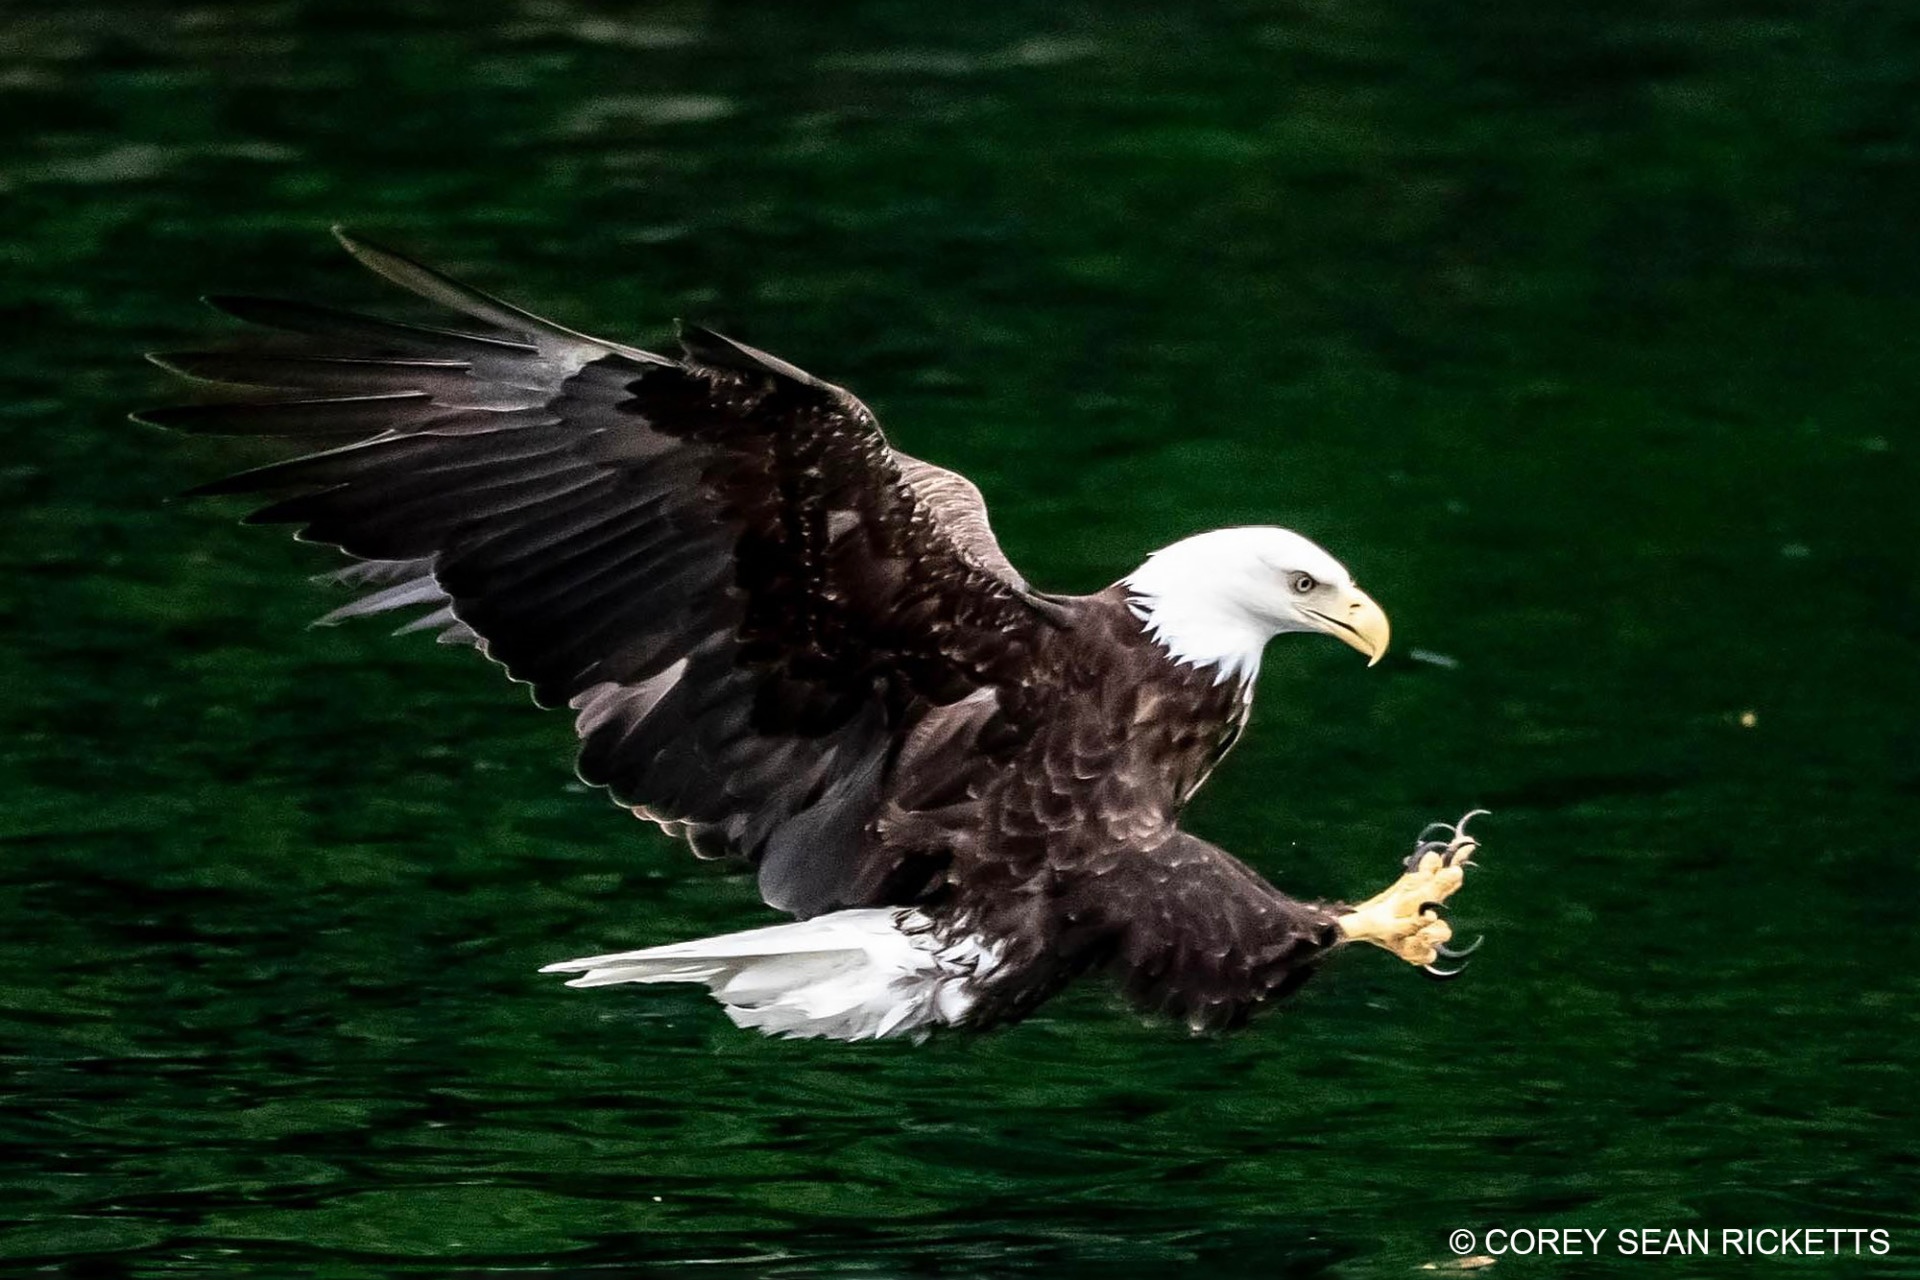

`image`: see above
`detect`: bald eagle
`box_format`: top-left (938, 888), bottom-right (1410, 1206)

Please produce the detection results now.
top-left (142, 231), bottom-right (1482, 1042)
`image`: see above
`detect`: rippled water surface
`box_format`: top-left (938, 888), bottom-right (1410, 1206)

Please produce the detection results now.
top-left (4, 1), bottom-right (1918, 1275)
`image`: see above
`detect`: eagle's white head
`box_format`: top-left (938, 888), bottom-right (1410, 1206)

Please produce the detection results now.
top-left (1121, 526), bottom-right (1390, 685)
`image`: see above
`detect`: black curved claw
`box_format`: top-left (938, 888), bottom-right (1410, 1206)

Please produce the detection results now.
top-left (1437, 935), bottom-right (1484, 959)
top-left (1422, 959), bottom-right (1469, 980)
top-left (1410, 809), bottom-right (1493, 868)
top-left (1403, 838), bottom-right (1451, 872)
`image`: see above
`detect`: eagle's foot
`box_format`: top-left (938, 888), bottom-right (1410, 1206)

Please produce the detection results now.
top-left (1337, 811), bottom-right (1485, 976)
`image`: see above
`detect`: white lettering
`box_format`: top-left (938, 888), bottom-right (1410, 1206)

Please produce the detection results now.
top-left (1475, 1224), bottom-right (1894, 1258)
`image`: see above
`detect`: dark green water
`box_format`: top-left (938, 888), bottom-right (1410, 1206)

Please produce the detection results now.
top-left (4, 2), bottom-right (1918, 1275)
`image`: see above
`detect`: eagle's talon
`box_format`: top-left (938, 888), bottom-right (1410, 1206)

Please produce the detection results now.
top-left (1339, 812), bottom-right (1485, 971)
top-left (1422, 960), bottom-right (1468, 980)
top-left (1402, 837), bottom-right (1451, 872)
top-left (1437, 936), bottom-right (1483, 959)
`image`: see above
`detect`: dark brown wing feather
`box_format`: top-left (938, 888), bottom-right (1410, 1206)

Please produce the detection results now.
top-left (894, 454), bottom-right (1027, 590)
top-left (143, 231), bottom-right (1049, 916)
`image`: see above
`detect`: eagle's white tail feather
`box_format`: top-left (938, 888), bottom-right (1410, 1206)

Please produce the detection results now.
top-left (539, 908), bottom-right (990, 1042)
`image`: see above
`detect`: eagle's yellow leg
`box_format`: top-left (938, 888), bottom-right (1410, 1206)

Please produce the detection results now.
top-left (1337, 813), bottom-right (1483, 968)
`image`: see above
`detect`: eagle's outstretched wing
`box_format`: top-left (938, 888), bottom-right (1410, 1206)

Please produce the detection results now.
top-left (140, 230), bottom-right (1054, 917)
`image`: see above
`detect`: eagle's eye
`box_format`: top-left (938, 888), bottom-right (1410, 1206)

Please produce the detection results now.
top-left (1290, 573), bottom-right (1318, 595)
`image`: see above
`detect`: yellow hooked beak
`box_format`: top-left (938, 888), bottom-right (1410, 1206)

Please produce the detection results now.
top-left (1304, 585), bottom-right (1391, 666)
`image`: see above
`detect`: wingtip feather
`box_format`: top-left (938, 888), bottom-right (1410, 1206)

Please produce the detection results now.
top-left (331, 225), bottom-right (402, 274)
top-left (200, 294), bottom-right (267, 323)
top-left (129, 404), bottom-right (189, 429)
top-left (145, 351), bottom-right (254, 385)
